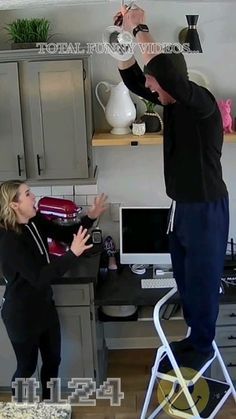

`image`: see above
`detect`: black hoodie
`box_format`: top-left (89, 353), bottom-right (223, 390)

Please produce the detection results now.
top-left (0, 212), bottom-right (94, 341)
top-left (119, 55), bottom-right (228, 202)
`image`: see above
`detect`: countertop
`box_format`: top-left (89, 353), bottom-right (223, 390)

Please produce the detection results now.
top-left (95, 266), bottom-right (236, 306)
top-left (53, 251), bottom-right (101, 284)
top-left (95, 265), bottom-right (180, 306)
top-left (1, 254), bottom-right (236, 306)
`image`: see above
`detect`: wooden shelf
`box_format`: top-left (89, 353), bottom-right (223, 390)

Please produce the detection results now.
top-left (92, 132), bottom-right (163, 146)
top-left (92, 132), bottom-right (236, 147)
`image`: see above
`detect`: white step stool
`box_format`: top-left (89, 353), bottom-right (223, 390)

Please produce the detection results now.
top-left (140, 287), bottom-right (236, 419)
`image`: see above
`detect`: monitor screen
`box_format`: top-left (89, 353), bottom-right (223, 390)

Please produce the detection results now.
top-left (119, 207), bottom-right (171, 265)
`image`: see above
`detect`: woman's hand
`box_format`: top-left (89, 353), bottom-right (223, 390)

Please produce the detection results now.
top-left (70, 226), bottom-right (93, 257)
top-left (87, 193), bottom-right (108, 220)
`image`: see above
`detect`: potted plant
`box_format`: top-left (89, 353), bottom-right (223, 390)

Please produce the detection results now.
top-left (140, 99), bottom-right (163, 133)
top-left (5, 18), bottom-right (51, 49)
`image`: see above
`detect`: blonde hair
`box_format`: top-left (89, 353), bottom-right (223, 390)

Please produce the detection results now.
top-left (0, 180), bottom-right (24, 233)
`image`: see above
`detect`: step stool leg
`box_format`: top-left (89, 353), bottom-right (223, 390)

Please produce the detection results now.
top-left (212, 340), bottom-right (236, 402)
top-left (140, 347), bottom-right (167, 419)
top-left (141, 348), bottom-right (200, 418)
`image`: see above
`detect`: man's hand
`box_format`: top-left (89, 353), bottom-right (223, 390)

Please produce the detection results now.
top-left (87, 193), bottom-right (108, 220)
top-left (122, 5), bottom-right (146, 33)
top-left (113, 4), bottom-right (145, 33)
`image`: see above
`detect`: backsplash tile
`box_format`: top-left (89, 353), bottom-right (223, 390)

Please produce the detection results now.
top-left (74, 184), bottom-right (98, 195)
top-left (86, 195), bottom-right (97, 206)
top-left (110, 203), bottom-right (120, 222)
top-left (31, 186), bottom-right (52, 197)
top-left (63, 195), bottom-right (74, 201)
top-left (74, 195), bottom-right (87, 206)
top-left (52, 186), bottom-right (73, 196)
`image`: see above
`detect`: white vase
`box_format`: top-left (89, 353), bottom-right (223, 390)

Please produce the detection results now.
top-left (95, 81), bottom-right (136, 135)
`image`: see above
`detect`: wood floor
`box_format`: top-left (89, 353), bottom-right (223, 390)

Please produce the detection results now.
top-left (0, 349), bottom-right (235, 418)
top-left (73, 349), bottom-right (236, 418)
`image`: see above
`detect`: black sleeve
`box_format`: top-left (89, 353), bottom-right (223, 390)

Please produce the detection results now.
top-left (119, 61), bottom-right (162, 105)
top-left (2, 233), bottom-right (79, 290)
top-left (146, 54), bottom-right (216, 119)
top-left (34, 212), bottom-right (95, 244)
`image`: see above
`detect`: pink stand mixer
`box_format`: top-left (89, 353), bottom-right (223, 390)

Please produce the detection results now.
top-left (38, 196), bottom-right (82, 256)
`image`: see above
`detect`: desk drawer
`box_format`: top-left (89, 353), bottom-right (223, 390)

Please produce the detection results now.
top-left (217, 305), bottom-right (236, 325)
top-left (215, 326), bottom-right (236, 346)
top-left (211, 347), bottom-right (236, 381)
top-left (52, 284), bottom-right (90, 306)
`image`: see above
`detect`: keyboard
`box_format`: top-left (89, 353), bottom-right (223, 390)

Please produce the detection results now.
top-left (141, 276), bottom-right (176, 289)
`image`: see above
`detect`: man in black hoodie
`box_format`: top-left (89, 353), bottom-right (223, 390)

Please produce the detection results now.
top-left (0, 180), bottom-right (107, 400)
top-left (115, 5), bottom-right (229, 371)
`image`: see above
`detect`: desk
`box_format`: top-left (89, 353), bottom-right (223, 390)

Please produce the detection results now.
top-left (95, 265), bottom-right (236, 382)
top-left (95, 265), bottom-right (236, 306)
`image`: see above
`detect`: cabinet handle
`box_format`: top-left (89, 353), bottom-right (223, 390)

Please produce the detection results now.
top-left (229, 313), bottom-right (236, 318)
top-left (228, 335), bottom-right (236, 340)
top-left (227, 362), bottom-right (236, 367)
top-left (37, 154), bottom-right (42, 175)
top-left (17, 155), bottom-right (23, 176)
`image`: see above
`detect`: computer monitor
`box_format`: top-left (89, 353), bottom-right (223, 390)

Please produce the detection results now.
top-left (119, 206), bottom-right (171, 266)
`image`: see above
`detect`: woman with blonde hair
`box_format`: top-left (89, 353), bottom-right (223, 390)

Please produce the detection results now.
top-left (0, 180), bottom-right (107, 400)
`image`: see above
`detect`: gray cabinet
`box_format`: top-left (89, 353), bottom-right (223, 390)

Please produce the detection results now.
top-left (52, 284), bottom-right (95, 391)
top-left (0, 52), bottom-right (93, 182)
top-left (23, 60), bottom-right (88, 179)
top-left (0, 63), bottom-right (26, 180)
top-left (57, 306), bottom-right (94, 388)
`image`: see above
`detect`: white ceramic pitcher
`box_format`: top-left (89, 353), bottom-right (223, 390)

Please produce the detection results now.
top-left (95, 81), bottom-right (136, 134)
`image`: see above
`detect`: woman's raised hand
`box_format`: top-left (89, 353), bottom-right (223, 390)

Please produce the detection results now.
top-left (70, 226), bottom-right (93, 257)
top-left (87, 193), bottom-right (108, 220)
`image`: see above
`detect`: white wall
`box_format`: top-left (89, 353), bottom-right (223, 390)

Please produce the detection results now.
top-left (0, 1), bottom-right (235, 245)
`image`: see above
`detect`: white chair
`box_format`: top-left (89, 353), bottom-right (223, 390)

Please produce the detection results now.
top-left (140, 287), bottom-right (236, 419)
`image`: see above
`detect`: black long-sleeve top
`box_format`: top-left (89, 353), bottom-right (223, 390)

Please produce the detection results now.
top-left (119, 55), bottom-right (228, 202)
top-left (0, 212), bottom-right (94, 340)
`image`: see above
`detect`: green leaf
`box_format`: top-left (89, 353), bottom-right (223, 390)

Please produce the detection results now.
top-left (140, 98), bottom-right (157, 113)
top-left (4, 17), bottom-right (51, 43)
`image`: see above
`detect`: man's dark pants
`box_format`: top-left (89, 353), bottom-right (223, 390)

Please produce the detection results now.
top-left (169, 196), bottom-right (229, 353)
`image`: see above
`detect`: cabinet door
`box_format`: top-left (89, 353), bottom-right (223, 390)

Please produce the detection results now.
top-left (0, 63), bottom-right (25, 181)
top-left (56, 306), bottom-right (94, 390)
top-left (26, 60), bottom-right (88, 179)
